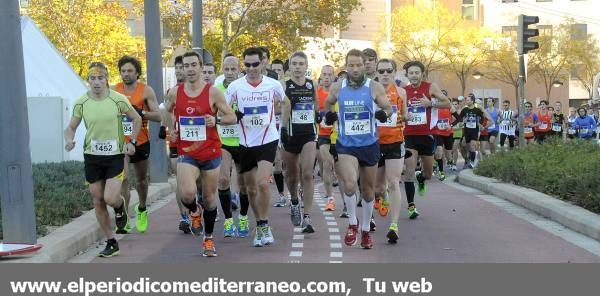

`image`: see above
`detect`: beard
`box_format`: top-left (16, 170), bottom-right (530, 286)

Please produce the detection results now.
top-left (348, 74), bottom-right (366, 88)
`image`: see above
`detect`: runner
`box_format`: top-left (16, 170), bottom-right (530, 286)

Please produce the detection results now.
top-left (485, 97), bottom-right (499, 154)
top-left (372, 59), bottom-right (408, 244)
top-left (534, 100), bottom-right (552, 144)
top-left (225, 47), bottom-right (287, 247)
top-left (450, 98), bottom-right (463, 172)
top-left (402, 60), bottom-right (450, 220)
top-left (258, 46), bottom-right (280, 80)
top-left (216, 55), bottom-right (250, 238)
top-left (550, 102), bottom-right (565, 139)
top-left (498, 100), bottom-right (517, 150)
top-left (271, 59), bottom-right (285, 80)
top-left (522, 101), bottom-right (540, 145)
top-left (573, 107), bottom-right (597, 140)
top-left (456, 95), bottom-right (491, 168)
top-left (324, 49), bottom-right (393, 249)
top-left (362, 48), bottom-right (378, 80)
top-left (202, 63), bottom-right (217, 85)
top-left (163, 51), bottom-right (237, 257)
top-left (113, 55), bottom-right (161, 234)
top-left (566, 107), bottom-right (578, 139)
top-left (432, 94), bottom-right (455, 182)
top-left (280, 51), bottom-right (318, 233)
top-left (316, 65), bottom-right (338, 212)
top-left (64, 62), bottom-right (141, 257)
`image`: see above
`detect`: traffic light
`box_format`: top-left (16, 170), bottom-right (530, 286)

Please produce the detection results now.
top-left (518, 15), bottom-right (539, 54)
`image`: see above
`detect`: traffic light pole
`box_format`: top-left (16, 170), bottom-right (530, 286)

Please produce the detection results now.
top-left (518, 54), bottom-right (526, 145)
top-left (0, 0), bottom-right (37, 244)
top-left (517, 14), bottom-right (539, 147)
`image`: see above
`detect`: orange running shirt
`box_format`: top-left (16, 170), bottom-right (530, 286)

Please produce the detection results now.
top-left (115, 82), bottom-right (149, 145)
top-left (377, 84), bottom-right (404, 144)
top-left (316, 86), bottom-right (332, 137)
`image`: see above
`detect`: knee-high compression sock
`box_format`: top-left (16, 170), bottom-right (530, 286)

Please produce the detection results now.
top-left (437, 158), bottom-right (444, 172)
top-left (274, 172), bottom-right (284, 193)
top-left (469, 151), bottom-right (476, 162)
top-left (404, 182), bottom-right (415, 205)
top-left (343, 192), bottom-right (358, 225)
top-left (239, 193), bottom-right (249, 216)
top-left (183, 200), bottom-right (198, 213)
top-left (203, 208), bottom-right (217, 236)
top-left (361, 199), bottom-right (375, 232)
top-left (218, 188), bottom-right (233, 219)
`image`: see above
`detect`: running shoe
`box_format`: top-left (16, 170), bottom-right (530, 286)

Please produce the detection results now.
top-left (115, 221), bottom-right (132, 234)
top-left (98, 240), bottom-right (119, 258)
top-left (370, 218), bottom-right (376, 232)
top-left (387, 223), bottom-right (399, 244)
top-left (190, 206), bottom-right (203, 236)
top-left (339, 205), bottom-right (349, 218)
top-left (238, 215), bottom-right (249, 238)
top-left (360, 231), bottom-right (374, 249)
top-left (344, 224), bottom-right (359, 246)
top-left (374, 196), bottom-right (381, 210)
top-left (301, 217), bottom-right (315, 233)
top-left (274, 193), bottom-right (287, 207)
top-left (253, 226), bottom-right (264, 247)
top-left (408, 205), bottom-right (420, 219)
top-left (325, 197), bottom-right (335, 211)
top-left (202, 237), bottom-right (217, 257)
top-left (438, 171), bottom-right (447, 182)
top-left (135, 205), bottom-right (148, 233)
top-left (416, 171), bottom-right (427, 196)
top-left (378, 198), bottom-right (389, 217)
top-left (223, 218), bottom-right (236, 238)
top-left (114, 197), bottom-right (129, 234)
top-left (178, 215), bottom-right (191, 234)
top-left (290, 203), bottom-right (302, 226)
top-left (261, 225), bottom-right (275, 245)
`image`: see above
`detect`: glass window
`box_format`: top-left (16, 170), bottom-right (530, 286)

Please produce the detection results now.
top-left (571, 24), bottom-right (587, 40)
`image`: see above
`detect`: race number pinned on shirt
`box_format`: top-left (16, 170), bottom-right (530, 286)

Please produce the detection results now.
top-left (539, 122), bottom-right (548, 130)
top-left (91, 139), bottom-right (117, 155)
top-left (488, 121), bottom-right (496, 130)
top-left (122, 115), bottom-right (133, 136)
top-left (407, 106), bottom-right (426, 126)
top-left (552, 123), bottom-right (562, 132)
top-left (377, 105), bottom-right (398, 128)
top-left (567, 128), bottom-right (576, 135)
top-left (243, 106), bottom-right (269, 128)
top-left (466, 117), bottom-right (477, 129)
top-left (218, 124), bottom-right (239, 138)
top-left (179, 116), bottom-right (206, 141)
top-left (524, 127), bottom-right (533, 134)
top-left (344, 111), bottom-right (371, 135)
top-left (436, 119), bottom-right (450, 130)
top-left (292, 103), bottom-right (314, 124)
top-left (580, 128), bottom-right (589, 135)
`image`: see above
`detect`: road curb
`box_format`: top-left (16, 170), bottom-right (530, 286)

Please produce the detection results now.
top-left (457, 170), bottom-right (600, 241)
top-left (6, 178), bottom-right (176, 263)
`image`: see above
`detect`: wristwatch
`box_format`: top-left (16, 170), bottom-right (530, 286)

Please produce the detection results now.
top-left (129, 139), bottom-right (137, 146)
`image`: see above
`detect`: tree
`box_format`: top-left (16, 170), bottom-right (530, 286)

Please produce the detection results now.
top-left (387, 1), bottom-right (463, 78)
top-left (439, 26), bottom-right (490, 96)
top-left (528, 22), bottom-right (578, 100)
top-left (571, 35), bottom-right (600, 100)
top-left (483, 38), bottom-right (521, 101)
top-left (26, 0), bottom-right (146, 81)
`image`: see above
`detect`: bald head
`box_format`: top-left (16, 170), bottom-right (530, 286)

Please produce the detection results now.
top-left (222, 56), bottom-right (240, 85)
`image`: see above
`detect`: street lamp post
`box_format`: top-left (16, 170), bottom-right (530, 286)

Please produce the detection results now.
top-left (472, 71), bottom-right (483, 98)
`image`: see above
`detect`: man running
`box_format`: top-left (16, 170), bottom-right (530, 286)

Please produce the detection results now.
top-left (402, 60), bottom-right (450, 219)
top-left (163, 51), bottom-right (237, 257)
top-left (372, 59), bottom-right (407, 244)
top-left (324, 49), bottom-right (392, 249)
top-left (316, 65), bottom-right (338, 212)
top-left (65, 62), bottom-right (141, 257)
top-left (113, 55), bottom-right (161, 234)
top-left (362, 48), bottom-right (378, 80)
top-left (202, 63), bottom-right (217, 85)
top-left (432, 94), bottom-right (455, 182)
top-left (534, 100), bottom-right (552, 144)
top-left (280, 51), bottom-right (318, 233)
top-left (456, 95), bottom-right (491, 168)
top-left (216, 55), bottom-right (250, 238)
top-left (522, 101), bottom-right (540, 145)
top-left (498, 100), bottom-right (517, 150)
top-left (485, 97), bottom-right (499, 154)
top-left (550, 101), bottom-right (565, 139)
top-left (271, 59), bottom-right (285, 81)
top-left (225, 47), bottom-right (288, 247)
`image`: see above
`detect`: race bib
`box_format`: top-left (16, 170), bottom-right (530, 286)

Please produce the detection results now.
top-left (292, 103), bottom-right (314, 124)
top-left (539, 122), bottom-right (548, 130)
top-left (524, 127), bottom-right (533, 134)
top-left (466, 119), bottom-right (477, 129)
top-left (122, 115), bottom-right (133, 136)
top-left (488, 122), bottom-right (496, 130)
top-left (580, 128), bottom-right (589, 134)
top-left (179, 116), bottom-right (206, 141)
top-left (344, 111), bottom-right (371, 135)
top-left (244, 106), bottom-right (269, 128)
top-left (377, 105), bottom-right (398, 128)
top-left (436, 119), bottom-right (450, 130)
top-left (407, 106), bottom-right (426, 126)
top-left (552, 123), bottom-right (562, 132)
top-left (567, 128), bottom-right (576, 135)
top-left (218, 124), bottom-right (239, 138)
top-left (91, 139), bottom-right (117, 155)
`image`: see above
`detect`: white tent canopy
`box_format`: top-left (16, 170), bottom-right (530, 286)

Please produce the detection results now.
top-left (21, 16), bottom-right (88, 161)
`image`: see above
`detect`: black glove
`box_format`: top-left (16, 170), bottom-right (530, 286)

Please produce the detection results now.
top-left (316, 112), bottom-right (323, 124)
top-left (158, 126), bottom-right (167, 139)
top-left (235, 110), bottom-right (245, 123)
top-left (375, 110), bottom-right (388, 123)
top-left (325, 111), bottom-right (338, 126)
top-left (133, 106), bottom-right (145, 119)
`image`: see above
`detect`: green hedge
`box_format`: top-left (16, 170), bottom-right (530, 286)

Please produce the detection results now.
top-left (475, 138), bottom-right (600, 214)
top-left (0, 161), bottom-right (92, 239)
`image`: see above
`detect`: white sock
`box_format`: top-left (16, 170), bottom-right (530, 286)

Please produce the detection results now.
top-left (344, 192), bottom-right (357, 225)
top-left (361, 198), bottom-right (375, 232)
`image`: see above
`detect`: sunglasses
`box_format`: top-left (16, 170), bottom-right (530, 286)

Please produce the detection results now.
top-left (377, 69), bottom-right (394, 74)
top-left (244, 62), bottom-right (261, 68)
